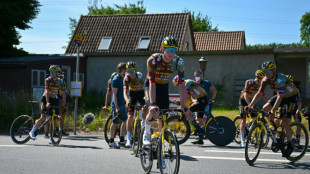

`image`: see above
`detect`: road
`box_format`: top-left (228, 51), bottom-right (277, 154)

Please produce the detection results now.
top-left (0, 132), bottom-right (309, 174)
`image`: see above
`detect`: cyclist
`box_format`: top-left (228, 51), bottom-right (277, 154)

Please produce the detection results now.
top-left (58, 69), bottom-right (71, 136)
top-left (173, 77), bottom-right (210, 145)
top-left (238, 70), bottom-right (265, 147)
top-left (192, 70), bottom-right (217, 137)
top-left (109, 62), bottom-right (128, 149)
top-left (102, 72), bottom-right (118, 111)
top-left (247, 61), bottom-right (299, 157)
top-left (29, 65), bottom-right (66, 140)
top-left (123, 61), bottom-right (148, 148)
top-left (286, 75), bottom-right (302, 122)
top-left (143, 36), bottom-right (186, 146)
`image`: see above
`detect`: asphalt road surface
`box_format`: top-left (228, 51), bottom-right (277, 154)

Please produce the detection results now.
top-left (0, 132), bottom-right (309, 174)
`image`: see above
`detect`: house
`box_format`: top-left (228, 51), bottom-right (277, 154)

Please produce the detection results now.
top-left (0, 55), bottom-right (86, 99)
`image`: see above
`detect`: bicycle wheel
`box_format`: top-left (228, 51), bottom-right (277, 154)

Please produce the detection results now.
top-left (233, 116), bottom-right (241, 144)
top-left (166, 115), bottom-right (191, 145)
top-left (245, 124), bottom-right (263, 165)
top-left (206, 116), bottom-right (236, 146)
top-left (140, 127), bottom-right (153, 173)
top-left (132, 119), bottom-right (141, 156)
top-left (158, 130), bottom-right (180, 174)
top-left (50, 115), bottom-right (62, 145)
top-left (261, 127), bottom-right (270, 149)
top-left (285, 122), bottom-right (309, 162)
top-left (10, 115), bottom-right (33, 144)
top-left (104, 115), bottom-right (122, 144)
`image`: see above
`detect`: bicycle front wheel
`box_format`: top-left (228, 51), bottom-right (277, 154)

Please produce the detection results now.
top-left (233, 116), bottom-right (241, 144)
top-left (50, 115), bottom-right (62, 146)
top-left (285, 122), bottom-right (309, 162)
top-left (140, 127), bottom-right (153, 173)
top-left (10, 115), bottom-right (33, 144)
top-left (206, 116), bottom-right (236, 146)
top-left (166, 115), bottom-right (191, 145)
top-left (245, 124), bottom-right (263, 165)
top-left (158, 130), bottom-right (180, 174)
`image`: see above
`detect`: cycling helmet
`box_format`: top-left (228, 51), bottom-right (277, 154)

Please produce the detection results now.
top-left (126, 61), bottom-right (137, 70)
top-left (49, 65), bottom-right (60, 72)
top-left (286, 75), bottom-right (294, 82)
top-left (185, 79), bottom-right (195, 89)
top-left (172, 75), bottom-right (179, 86)
top-left (255, 70), bottom-right (265, 79)
top-left (261, 61), bottom-right (276, 71)
top-left (161, 36), bottom-right (179, 48)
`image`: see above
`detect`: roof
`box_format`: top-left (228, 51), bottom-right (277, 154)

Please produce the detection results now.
top-left (194, 31), bottom-right (245, 51)
top-left (0, 55), bottom-right (76, 65)
top-left (65, 13), bottom-right (194, 54)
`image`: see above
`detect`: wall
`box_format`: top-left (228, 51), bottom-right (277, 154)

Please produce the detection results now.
top-left (86, 50), bottom-right (274, 105)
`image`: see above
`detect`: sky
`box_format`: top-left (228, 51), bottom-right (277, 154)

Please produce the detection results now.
top-left (16, 0), bottom-right (310, 54)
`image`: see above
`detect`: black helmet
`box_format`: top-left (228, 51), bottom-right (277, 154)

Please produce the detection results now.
top-left (161, 36), bottom-right (179, 48)
top-left (126, 61), bottom-right (137, 70)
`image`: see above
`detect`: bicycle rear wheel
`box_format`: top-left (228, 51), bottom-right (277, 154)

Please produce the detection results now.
top-left (140, 127), bottom-right (153, 173)
top-left (50, 115), bottom-right (62, 145)
top-left (245, 124), bottom-right (263, 165)
top-left (233, 116), bottom-right (241, 144)
top-left (10, 115), bottom-right (33, 144)
top-left (158, 130), bottom-right (180, 174)
top-left (206, 116), bottom-right (236, 146)
top-left (132, 119), bottom-right (141, 156)
top-left (285, 122), bottom-right (309, 162)
top-left (166, 115), bottom-right (191, 145)
top-left (104, 115), bottom-right (121, 144)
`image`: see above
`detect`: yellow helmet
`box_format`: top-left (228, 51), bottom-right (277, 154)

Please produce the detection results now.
top-left (255, 70), bottom-right (265, 79)
top-left (286, 75), bottom-right (294, 82)
top-left (261, 61), bottom-right (276, 71)
top-left (161, 36), bottom-right (179, 48)
top-left (49, 65), bottom-right (60, 72)
top-left (126, 61), bottom-right (137, 70)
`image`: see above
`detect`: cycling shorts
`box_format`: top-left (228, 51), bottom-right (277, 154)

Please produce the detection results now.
top-left (128, 90), bottom-right (145, 112)
top-left (268, 94), bottom-right (298, 119)
top-left (189, 96), bottom-right (208, 118)
top-left (111, 105), bottom-right (128, 124)
top-left (41, 96), bottom-right (60, 115)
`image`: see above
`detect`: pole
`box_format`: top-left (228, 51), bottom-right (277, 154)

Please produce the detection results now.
top-left (74, 46), bottom-right (80, 135)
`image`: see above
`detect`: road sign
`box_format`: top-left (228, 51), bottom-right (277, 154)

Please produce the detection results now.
top-left (74, 35), bottom-right (83, 46)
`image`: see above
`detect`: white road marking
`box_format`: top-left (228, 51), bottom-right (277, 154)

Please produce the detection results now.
top-left (193, 156), bottom-right (289, 162)
top-left (0, 145), bottom-right (27, 147)
top-left (204, 149), bottom-right (309, 156)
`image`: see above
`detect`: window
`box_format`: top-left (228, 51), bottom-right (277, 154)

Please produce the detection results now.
top-left (137, 36), bottom-right (151, 50)
top-left (32, 70), bottom-right (46, 87)
top-left (73, 73), bottom-right (84, 88)
top-left (98, 37), bottom-right (112, 50)
top-left (62, 66), bottom-right (71, 89)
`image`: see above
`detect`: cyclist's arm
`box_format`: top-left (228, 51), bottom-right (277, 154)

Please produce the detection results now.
top-left (244, 92), bottom-right (252, 105)
top-left (248, 92), bottom-right (263, 108)
top-left (149, 82), bottom-right (156, 104)
top-left (123, 87), bottom-right (130, 106)
top-left (210, 85), bottom-right (217, 100)
top-left (104, 89), bottom-right (111, 108)
top-left (271, 94), bottom-right (283, 114)
top-left (112, 87), bottom-right (120, 111)
top-left (178, 83), bottom-right (186, 108)
top-left (45, 78), bottom-right (50, 105)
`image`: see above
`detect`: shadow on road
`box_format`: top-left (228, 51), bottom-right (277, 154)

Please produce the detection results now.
top-left (180, 154), bottom-right (199, 161)
top-left (250, 162), bottom-right (310, 170)
top-left (59, 144), bottom-right (103, 150)
top-left (63, 136), bottom-right (103, 141)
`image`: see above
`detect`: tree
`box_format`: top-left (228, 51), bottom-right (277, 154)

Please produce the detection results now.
top-left (185, 10), bottom-right (218, 32)
top-left (0, 0), bottom-right (40, 58)
top-left (246, 42), bottom-right (304, 50)
top-left (300, 12), bottom-right (310, 47)
top-left (67, 0), bottom-right (145, 43)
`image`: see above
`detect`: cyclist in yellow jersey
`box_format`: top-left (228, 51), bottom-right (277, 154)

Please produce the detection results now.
top-left (123, 61), bottom-right (148, 148)
top-left (29, 65), bottom-right (66, 140)
top-left (143, 36), bottom-right (186, 146)
top-left (247, 61), bottom-right (299, 157)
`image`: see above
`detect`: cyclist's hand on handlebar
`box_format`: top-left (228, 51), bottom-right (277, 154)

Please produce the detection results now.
top-left (46, 102), bottom-right (51, 108)
top-left (149, 105), bottom-right (159, 118)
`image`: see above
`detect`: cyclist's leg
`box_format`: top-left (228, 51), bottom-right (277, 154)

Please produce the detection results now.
top-left (239, 98), bottom-right (247, 147)
top-left (109, 105), bottom-right (120, 148)
top-left (144, 106), bottom-right (158, 146)
top-left (119, 106), bottom-right (128, 146)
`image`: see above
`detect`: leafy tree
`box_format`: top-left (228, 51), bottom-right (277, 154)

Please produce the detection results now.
top-left (300, 12), bottom-right (310, 47)
top-left (246, 42), bottom-right (304, 50)
top-left (66, 0), bottom-right (145, 44)
top-left (0, 0), bottom-right (40, 58)
top-left (185, 10), bottom-right (218, 32)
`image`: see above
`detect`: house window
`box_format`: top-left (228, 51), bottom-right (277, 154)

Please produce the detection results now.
top-left (32, 70), bottom-right (46, 87)
top-left (62, 66), bottom-right (71, 89)
top-left (137, 36), bottom-right (151, 50)
top-left (98, 37), bottom-right (112, 50)
top-left (73, 73), bottom-right (84, 88)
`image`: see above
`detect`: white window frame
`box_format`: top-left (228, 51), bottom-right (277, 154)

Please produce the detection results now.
top-left (62, 66), bottom-right (71, 89)
top-left (137, 36), bottom-right (151, 50)
top-left (73, 73), bottom-right (84, 88)
top-left (98, 37), bottom-right (112, 50)
top-left (31, 69), bottom-right (46, 88)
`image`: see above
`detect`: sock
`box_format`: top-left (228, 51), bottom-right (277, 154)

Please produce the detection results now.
top-left (110, 138), bottom-right (114, 143)
top-left (31, 126), bottom-right (37, 133)
top-left (241, 131), bottom-right (245, 143)
top-left (145, 124), bottom-right (151, 135)
top-left (191, 120), bottom-right (203, 133)
top-left (120, 136), bottom-right (124, 142)
top-left (127, 131), bottom-right (131, 142)
top-left (142, 119), bottom-right (146, 127)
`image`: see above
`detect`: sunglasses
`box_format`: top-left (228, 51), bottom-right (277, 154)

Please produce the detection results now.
top-left (165, 47), bottom-right (177, 54)
top-left (263, 70), bottom-right (271, 74)
top-left (50, 71), bottom-right (56, 74)
top-left (128, 69), bottom-right (136, 74)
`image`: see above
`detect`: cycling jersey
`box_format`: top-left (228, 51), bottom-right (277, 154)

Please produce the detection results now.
top-left (199, 80), bottom-right (212, 95)
top-left (258, 73), bottom-right (298, 98)
top-left (240, 79), bottom-right (260, 100)
top-left (147, 53), bottom-right (185, 84)
top-left (123, 72), bottom-right (145, 91)
top-left (186, 84), bottom-right (208, 100)
top-left (44, 77), bottom-right (64, 98)
top-left (111, 73), bottom-right (125, 107)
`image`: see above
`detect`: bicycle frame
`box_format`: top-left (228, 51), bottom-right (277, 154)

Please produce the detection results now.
top-left (132, 107), bottom-right (140, 139)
